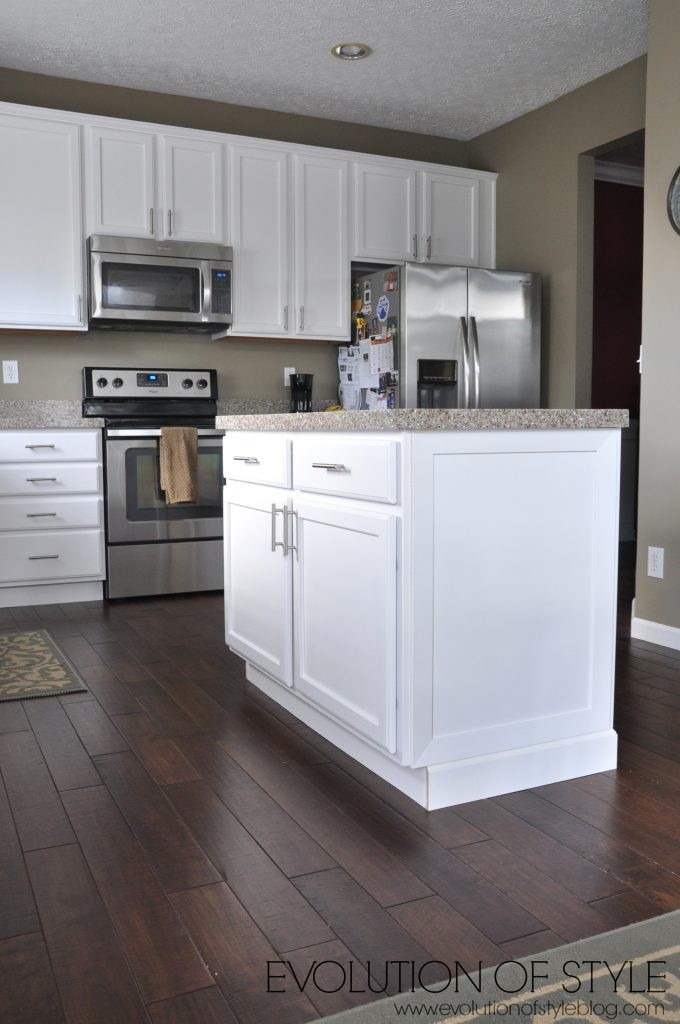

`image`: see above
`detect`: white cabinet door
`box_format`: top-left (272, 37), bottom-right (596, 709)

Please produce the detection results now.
top-left (293, 499), bottom-right (397, 751)
top-left (160, 136), bottom-right (225, 242)
top-left (353, 161), bottom-right (417, 262)
top-left (224, 483), bottom-right (293, 686)
top-left (420, 169), bottom-right (480, 266)
top-left (293, 154), bottom-right (350, 339)
top-left (229, 145), bottom-right (291, 335)
top-left (0, 115), bottom-right (84, 328)
top-left (87, 126), bottom-right (156, 237)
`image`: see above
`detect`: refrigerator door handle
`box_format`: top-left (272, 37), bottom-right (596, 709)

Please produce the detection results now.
top-left (470, 315), bottom-right (481, 408)
top-left (460, 316), bottom-right (471, 408)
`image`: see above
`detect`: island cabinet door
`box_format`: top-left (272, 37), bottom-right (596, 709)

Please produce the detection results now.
top-left (292, 499), bottom-right (397, 752)
top-left (224, 483), bottom-right (293, 686)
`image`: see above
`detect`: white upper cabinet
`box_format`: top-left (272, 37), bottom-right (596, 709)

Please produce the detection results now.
top-left (229, 144), bottom-right (290, 335)
top-left (293, 154), bottom-right (349, 340)
top-left (353, 161), bottom-right (418, 262)
top-left (160, 135), bottom-right (225, 243)
top-left (420, 168), bottom-right (480, 266)
top-left (87, 126), bottom-right (156, 237)
top-left (0, 114), bottom-right (84, 329)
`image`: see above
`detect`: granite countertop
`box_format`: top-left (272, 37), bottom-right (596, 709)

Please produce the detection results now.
top-left (0, 400), bottom-right (103, 429)
top-left (216, 408), bottom-right (630, 432)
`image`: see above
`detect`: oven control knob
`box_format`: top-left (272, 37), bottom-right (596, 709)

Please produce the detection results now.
top-left (181, 378), bottom-right (194, 389)
top-left (112, 377), bottom-right (123, 388)
top-left (96, 377), bottom-right (108, 388)
top-left (196, 378), bottom-right (208, 390)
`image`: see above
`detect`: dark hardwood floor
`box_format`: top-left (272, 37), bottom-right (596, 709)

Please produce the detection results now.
top-left (1, 542), bottom-right (679, 1023)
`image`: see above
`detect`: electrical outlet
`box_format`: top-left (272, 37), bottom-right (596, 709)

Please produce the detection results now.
top-left (648, 546), bottom-right (664, 579)
top-left (2, 360), bottom-right (19, 384)
top-left (283, 366), bottom-right (296, 387)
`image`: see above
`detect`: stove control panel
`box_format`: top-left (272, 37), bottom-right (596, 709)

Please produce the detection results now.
top-left (84, 368), bottom-right (217, 399)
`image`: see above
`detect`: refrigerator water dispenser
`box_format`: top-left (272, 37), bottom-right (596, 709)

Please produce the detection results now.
top-left (417, 359), bottom-right (458, 409)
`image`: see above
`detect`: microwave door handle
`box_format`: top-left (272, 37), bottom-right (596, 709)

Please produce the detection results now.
top-left (202, 266), bottom-right (211, 321)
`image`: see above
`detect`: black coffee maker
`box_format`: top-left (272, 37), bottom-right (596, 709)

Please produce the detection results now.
top-left (289, 373), bottom-right (313, 412)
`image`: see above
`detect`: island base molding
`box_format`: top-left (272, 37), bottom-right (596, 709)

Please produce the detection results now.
top-left (246, 664), bottom-right (618, 810)
top-left (0, 580), bottom-right (103, 608)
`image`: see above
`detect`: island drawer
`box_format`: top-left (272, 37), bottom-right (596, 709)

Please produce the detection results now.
top-left (292, 437), bottom-right (399, 503)
top-left (0, 463), bottom-right (101, 496)
top-left (0, 430), bottom-right (100, 463)
top-left (223, 435), bottom-right (291, 488)
top-left (0, 495), bottom-right (103, 532)
top-left (0, 529), bottom-right (104, 584)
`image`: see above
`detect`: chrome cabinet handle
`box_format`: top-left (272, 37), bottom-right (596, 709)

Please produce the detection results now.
top-left (26, 512), bottom-right (57, 518)
top-left (168, 209), bottom-right (173, 236)
top-left (271, 504), bottom-right (287, 554)
top-left (28, 554), bottom-right (59, 560)
top-left (426, 235), bottom-right (432, 260)
top-left (299, 306), bottom-right (304, 331)
top-left (232, 456), bottom-right (259, 464)
top-left (283, 305), bottom-right (289, 331)
top-left (150, 207), bottom-right (155, 234)
top-left (412, 234), bottom-right (418, 260)
top-left (26, 477), bottom-right (57, 483)
top-left (25, 444), bottom-right (56, 450)
top-left (284, 507), bottom-right (298, 558)
top-left (311, 462), bottom-right (348, 472)
top-left (470, 315), bottom-right (481, 409)
top-left (460, 316), bottom-right (471, 409)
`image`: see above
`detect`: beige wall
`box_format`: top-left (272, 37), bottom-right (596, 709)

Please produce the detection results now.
top-left (0, 65), bottom-right (468, 404)
top-left (468, 58), bottom-right (646, 407)
top-left (634, 0), bottom-right (680, 628)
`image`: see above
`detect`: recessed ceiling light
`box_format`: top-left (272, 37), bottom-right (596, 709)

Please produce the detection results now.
top-left (331, 42), bottom-right (371, 60)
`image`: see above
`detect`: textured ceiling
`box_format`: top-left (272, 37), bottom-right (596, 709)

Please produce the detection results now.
top-left (0, 0), bottom-right (649, 140)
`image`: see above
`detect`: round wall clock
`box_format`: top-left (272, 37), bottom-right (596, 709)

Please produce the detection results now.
top-left (668, 167), bottom-right (680, 234)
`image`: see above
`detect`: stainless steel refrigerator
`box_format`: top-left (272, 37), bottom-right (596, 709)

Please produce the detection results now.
top-left (350, 263), bottom-right (541, 409)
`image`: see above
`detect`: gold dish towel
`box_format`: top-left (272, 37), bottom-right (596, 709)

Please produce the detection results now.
top-left (159, 426), bottom-right (198, 504)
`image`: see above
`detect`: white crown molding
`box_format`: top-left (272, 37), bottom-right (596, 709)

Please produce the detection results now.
top-left (594, 160), bottom-right (644, 187)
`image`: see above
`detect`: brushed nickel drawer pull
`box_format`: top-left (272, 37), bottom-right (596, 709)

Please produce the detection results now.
top-left (311, 462), bottom-right (348, 472)
top-left (28, 554), bottom-right (59, 560)
top-left (232, 456), bottom-right (259, 464)
top-left (25, 444), bottom-right (56, 449)
top-left (26, 477), bottom-right (58, 483)
top-left (26, 512), bottom-right (57, 518)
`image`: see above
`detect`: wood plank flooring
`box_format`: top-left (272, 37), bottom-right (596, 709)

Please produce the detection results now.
top-left (1, 543), bottom-right (679, 1023)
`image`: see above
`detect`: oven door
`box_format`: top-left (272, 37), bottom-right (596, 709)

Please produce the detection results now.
top-left (106, 431), bottom-right (223, 543)
top-left (90, 252), bottom-right (231, 326)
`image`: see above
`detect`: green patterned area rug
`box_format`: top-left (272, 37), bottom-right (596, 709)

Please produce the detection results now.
top-left (0, 629), bottom-right (87, 701)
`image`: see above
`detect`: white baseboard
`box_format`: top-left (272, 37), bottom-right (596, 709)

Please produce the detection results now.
top-left (426, 730), bottom-right (618, 810)
top-left (0, 580), bottom-right (104, 608)
top-left (631, 612), bottom-right (680, 652)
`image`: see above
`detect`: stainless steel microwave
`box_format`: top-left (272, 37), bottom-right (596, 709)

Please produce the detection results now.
top-left (88, 235), bottom-right (233, 332)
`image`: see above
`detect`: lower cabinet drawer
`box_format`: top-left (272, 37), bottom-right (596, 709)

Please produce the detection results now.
top-left (0, 530), bottom-right (104, 584)
top-left (0, 463), bottom-right (100, 497)
top-left (292, 437), bottom-right (399, 503)
top-left (0, 495), bottom-right (103, 532)
top-left (224, 434), bottom-right (291, 488)
top-left (0, 430), bottom-right (100, 463)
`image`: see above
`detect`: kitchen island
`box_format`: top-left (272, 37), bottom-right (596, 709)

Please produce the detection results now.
top-left (217, 408), bottom-right (628, 810)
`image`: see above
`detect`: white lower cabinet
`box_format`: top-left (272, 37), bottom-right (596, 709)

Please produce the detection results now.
top-left (224, 483), bottom-right (293, 686)
top-left (0, 429), bottom-right (105, 605)
top-left (293, 499), bottom-right (397, 751)
top-left (224, 428), bottom-right (621, 809)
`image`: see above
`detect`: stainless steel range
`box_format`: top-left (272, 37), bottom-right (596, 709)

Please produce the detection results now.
top-left (82, 367), bottom-right (223, 599)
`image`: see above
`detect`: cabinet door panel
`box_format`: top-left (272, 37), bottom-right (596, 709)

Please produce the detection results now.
top-left (87, 126), bottom-right (155, 237)
top-left (421, 170), bottom-right (479, 266)
top-left (230, 146), bottom-right (290, 335)
top-left (161, 136), bottom-right (224, 242)
top-left (354, 162), bottom-right (417, 261)
top-left (224, 484), bottom-right (293, 685)
top-left (0, 115), bottom-right (83, 327)
top-left (293, 500), bottom-right (396, 751)
top-left (293, 155), bottom-right (349, 339)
